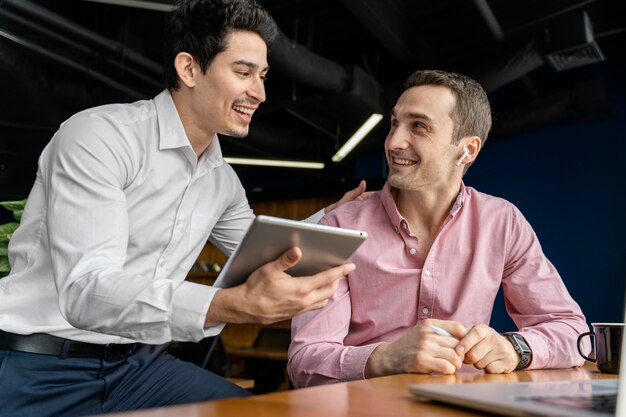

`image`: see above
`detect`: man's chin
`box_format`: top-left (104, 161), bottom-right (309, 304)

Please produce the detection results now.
top-left (223, 128), bottom-right (249, 139)
top-left (387, 175), bottom-right (413, 190)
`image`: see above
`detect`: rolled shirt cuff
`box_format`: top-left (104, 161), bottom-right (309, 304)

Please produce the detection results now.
top-left (171, 281), bottom-right (224, 341)
top-left (341, 343), bottom-right (383, 381)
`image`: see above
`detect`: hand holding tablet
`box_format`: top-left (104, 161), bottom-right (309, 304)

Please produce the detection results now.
top-left (213, 215), bottom-right (367, 288)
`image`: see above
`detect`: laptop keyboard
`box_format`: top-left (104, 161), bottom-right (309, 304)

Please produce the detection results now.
top-left (526, 393), bottom-right (617, 413)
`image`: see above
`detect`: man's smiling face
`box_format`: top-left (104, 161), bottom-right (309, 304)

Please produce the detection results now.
top-left (384, 84), bottom-right (461, 191)
top-left (192, 29), bottom-right (269, 139)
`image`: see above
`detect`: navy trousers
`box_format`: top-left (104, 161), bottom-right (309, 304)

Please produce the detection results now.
top-left (0, 344), bottom-right (250, 417)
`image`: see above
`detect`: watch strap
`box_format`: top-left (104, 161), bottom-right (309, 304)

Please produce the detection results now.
top-left (504, 333), bottom-right (532, 371)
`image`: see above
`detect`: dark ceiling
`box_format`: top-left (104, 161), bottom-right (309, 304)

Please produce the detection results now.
top-left (0, 0), bottom-right (624, 200)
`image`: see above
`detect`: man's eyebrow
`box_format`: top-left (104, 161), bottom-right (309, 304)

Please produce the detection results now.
top-left (390, 108), bottom-right (433, 123)
top-left (406, 112), bottom-right (433, 123)
top-left (232, 60), bottom-right (269, 73)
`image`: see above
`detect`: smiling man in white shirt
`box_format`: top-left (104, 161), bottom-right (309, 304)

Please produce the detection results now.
top-left (0, 1), bottom-right (359, 415)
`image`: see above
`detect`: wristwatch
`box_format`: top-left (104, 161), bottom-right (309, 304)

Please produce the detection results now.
top-left (504, 333), bottom-right (532, 370)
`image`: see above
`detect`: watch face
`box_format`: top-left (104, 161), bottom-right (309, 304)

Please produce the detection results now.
top-left (507, 333), bottom-right (532, 370)
top-left (511, 334), bottom-right (532, 354)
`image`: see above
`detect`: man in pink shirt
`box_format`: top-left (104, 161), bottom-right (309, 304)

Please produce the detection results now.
top-left (288, 69), bottom-right (590, 388)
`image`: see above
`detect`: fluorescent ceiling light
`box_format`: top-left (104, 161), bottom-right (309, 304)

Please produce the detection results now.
top-left (224, 157), bottom-right (325, 170)
top-left (332, 113), bottom-right (383, 162)
top-left (81, 0), bottom-right (175, 12)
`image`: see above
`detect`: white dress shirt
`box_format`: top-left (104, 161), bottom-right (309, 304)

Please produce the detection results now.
top-left (0, 90), bottom-right (255, 344)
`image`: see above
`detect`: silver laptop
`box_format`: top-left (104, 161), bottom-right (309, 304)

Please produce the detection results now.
top-left (409, 305), bottom-right (625, 417)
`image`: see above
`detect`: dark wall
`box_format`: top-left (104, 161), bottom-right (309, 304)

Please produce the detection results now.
top-left (465, 94), bottom-right (626, 330)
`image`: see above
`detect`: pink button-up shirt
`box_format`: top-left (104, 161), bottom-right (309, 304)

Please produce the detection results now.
top-left (288, 182), bottom-right (589, 388)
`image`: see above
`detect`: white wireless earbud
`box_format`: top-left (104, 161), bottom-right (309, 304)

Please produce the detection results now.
top-left (455, 147), bottom-right (469, 166)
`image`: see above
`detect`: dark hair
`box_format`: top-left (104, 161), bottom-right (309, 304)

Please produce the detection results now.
top-left (163, 0), bottom-right (278, 90)
top-left (403, 70), bottom-right (492, 145)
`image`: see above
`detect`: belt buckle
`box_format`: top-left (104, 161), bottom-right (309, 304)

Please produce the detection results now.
top-left (103, 343), bottom-right (135, 360)
top-left (103, 343), bottom-right (119, 360)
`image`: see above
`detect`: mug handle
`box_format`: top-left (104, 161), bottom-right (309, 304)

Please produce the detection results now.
top-left (577, 331), bottom-right (595, 362)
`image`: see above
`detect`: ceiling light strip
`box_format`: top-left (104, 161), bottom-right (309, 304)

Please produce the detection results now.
top-left (224, 157), bottom-right (325, 170)
top-left (80, 0), bottom-right (176, 12)
top-left (332, 113), bottom-right (383, 163)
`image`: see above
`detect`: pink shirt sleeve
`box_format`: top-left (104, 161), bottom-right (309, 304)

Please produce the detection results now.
top-left (501, 205), bottom-right (590, 369)
top-left (288, 276), bottom-right (382, 387)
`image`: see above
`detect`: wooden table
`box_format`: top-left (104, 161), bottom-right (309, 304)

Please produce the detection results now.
top-left (101, 364), bottom-right (615, 417)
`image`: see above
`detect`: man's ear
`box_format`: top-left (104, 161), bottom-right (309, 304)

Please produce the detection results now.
top-left (174, 52), bottom-right (197, 88)
top-left (465, 136), bottom-right (482, 163)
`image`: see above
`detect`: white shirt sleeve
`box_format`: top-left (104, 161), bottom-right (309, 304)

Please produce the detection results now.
top-left (304, 209), bottom-right (325, 224)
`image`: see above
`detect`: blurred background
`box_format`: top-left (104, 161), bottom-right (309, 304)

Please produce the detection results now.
top-left (0, 0), bottom-right (624, 328)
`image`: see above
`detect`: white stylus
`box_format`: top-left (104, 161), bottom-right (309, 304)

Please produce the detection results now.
top-left (430, 325), bottom-right (459, 340)
top-left (455, 148), bottom-right (469, 166)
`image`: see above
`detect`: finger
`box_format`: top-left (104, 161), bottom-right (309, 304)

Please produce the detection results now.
top-left (348, 180), bottom-right (366, 200)
top-left (356, 191), bottom-right (375, 201)
top-left (341, 180), bottom-right (366, 203)
top-left (455, 324), bottom-right (489, 356)
top-left (272, 246), bottom-right (303, 272)
top-left (462, 342), bottom-right (495, 366)
top-left (473, 347), bottom-right (509, 372)
top-left (306, 275), bottom-right (341, 297)
top-left (325, 182), bottom-right (366, 213)
top-left (300, 296), bottom-right (334, 313)
top-left (429, 356), bottom-right (460, 375)
top-left (298, 263), bottom-right (354, 294)
top-left (298, 277), bottom-right (343, 312)
top-left (414, 333), bottom-right (463, 373)
top-left (437, 347), bottom-right (464, 371)
top-left (431, 334), bottom-right (461, 349)
top-left (474, 337), bottom-right (518, 373)
top-left (464, 343), bottom-right (494, 367)
top-left (423, 319), bottom-right (468, 340)
top-left (483, 359), bottom-right (513, 374)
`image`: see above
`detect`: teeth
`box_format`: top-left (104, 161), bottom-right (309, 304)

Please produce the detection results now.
top-left (233, 105), bottom-right (254, 116)
top-left (394, 157), bottom-right (416, 166)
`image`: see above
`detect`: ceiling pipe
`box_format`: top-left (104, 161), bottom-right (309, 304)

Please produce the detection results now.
top-left (268, 29), bottom-right (350, 94)
top-left (492, 78), bottom-right (609, 137)
top-left (471, 36), bottom-right (546, 93)
top-left (472, 0), bottom-right (543, 99)
top-left (0, 7), bottom-right (162, 90)
top-left (505, 0), bottom-right (598, 38)
top-left (339, 0), bottom-right (436, 68)
top-left (1, 0), bottom-right (162, 75)
top-left (473, 0), bottom-right (504, 42)
top-left (0, 28), bottom-right (147, 100)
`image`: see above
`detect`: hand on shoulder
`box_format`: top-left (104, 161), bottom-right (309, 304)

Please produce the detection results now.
top-left (324, 180), bottom-right (374, 214)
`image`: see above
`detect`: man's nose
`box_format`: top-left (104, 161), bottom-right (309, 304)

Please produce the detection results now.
top-left (386, 127), bottom-right (408, 149)
top-left (248, 76), bottom-right (266, 103)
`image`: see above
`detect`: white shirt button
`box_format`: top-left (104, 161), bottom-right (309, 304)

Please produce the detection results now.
top-left (424, 269), bottom-right (431, 276)
top-left (422, 307), bottom-right (429, 314)
top-left (409, 247), bottom-right (417, 254)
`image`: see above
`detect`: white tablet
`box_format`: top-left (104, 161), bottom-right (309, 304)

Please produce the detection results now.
top-left (213, 215), bottom-right (367, 288)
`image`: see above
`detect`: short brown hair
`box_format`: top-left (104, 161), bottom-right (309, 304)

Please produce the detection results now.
top-left (404, 70), bottom-right (492, 145)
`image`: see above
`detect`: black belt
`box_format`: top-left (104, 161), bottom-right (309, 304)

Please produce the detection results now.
top-left (0, 330), bottom-right (138, 360)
